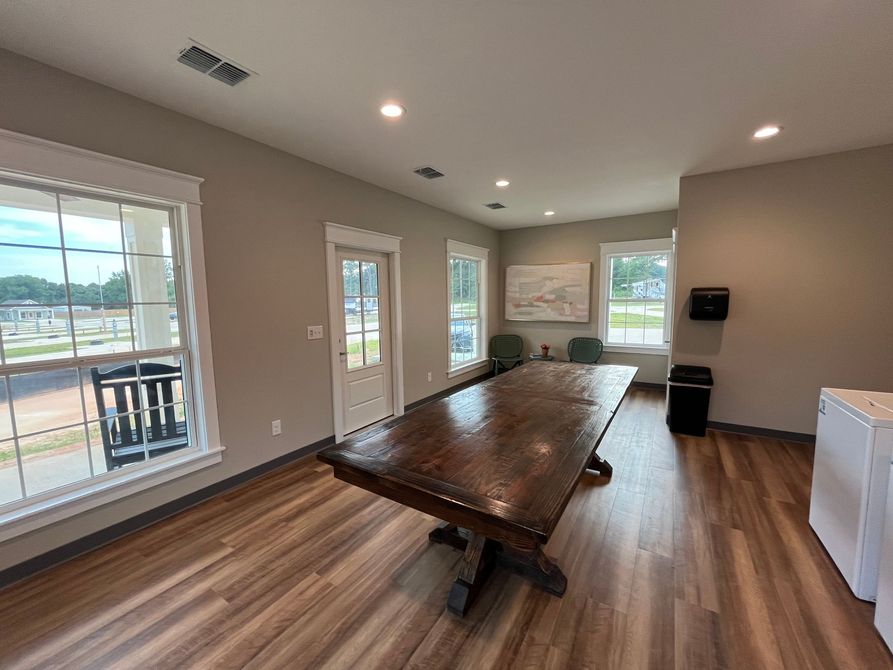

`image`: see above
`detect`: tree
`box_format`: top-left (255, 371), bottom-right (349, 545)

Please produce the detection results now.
top-left (610, 254), bottom-right (667, 297)
top-left (102, 271), bottom-right (128, 304)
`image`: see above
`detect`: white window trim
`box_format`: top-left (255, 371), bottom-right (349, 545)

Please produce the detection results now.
top-left (598, 237), bottom-right (674, 356)
top-left (446, 239), bottom-right (489, 377)
top-left (0, 128), bottom-right (223, 541)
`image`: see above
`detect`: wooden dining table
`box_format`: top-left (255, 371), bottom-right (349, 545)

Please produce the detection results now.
top-left (317, 360), bottom-right (638, 616)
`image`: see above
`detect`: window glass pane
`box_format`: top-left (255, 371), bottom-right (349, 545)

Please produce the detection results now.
top-left (0, 245), bottom-right (73, 363)
top-left (450, 257), bottom-right (480, 321)
top-left (365, 331), bottom-right (381, 365)
top-left (167, 303), bottom-right (181, 348)
top-left (132, 303), bottom-right (175, 351)
top-left (450, 318), bottom-right (478, 366)
top-left (1, 298), bottom-right (75, 364)
top-left (86, 421), bottom-right (108, 476)
top-left (7, 368), bottom-right (89, 497)
top-left (21, 425), bottom-right (92, 497)
top-left (0, 183), bottom-right (61, 247)
top-left (346, 333), bottom-right (363, 369)
top-left (344, 299), bottom-right (362, 333)
top-left (122, 206), bottom-right (172, 257)
top-left (464, 261), bottom-right (478, 308)
top-left (342, 260), bottom-right (360, 296)
top-left (0, 244), bottom-right (67, 301)
top-left (608, 301), bottom-right (627, 344)
top-left (644, 301), bottom-right (665, 345)
top-left (71, 306), bottom-right (135, 356)
top-left (0, 440), bottom-right (23, 505)
top-left (61, 197), bottom-right (122, 252)
top-left (137, 405), bottom-right (188, 458)
top-left (610, 257), bottom-right (630, 298)
top-left (65, 249), bottom-right (126, 307)
top-left (363, 298), bottom-right (379, 331)
top-left (135, 355), bottom-right (186, 411)
top-left (624, 302), bottom-right (646, 344)
top-left (81, 362), bottom-right (141, 422)
top-left (126, 254), bottom-right (174, 304)
top-left (361, 262), bottom-right (378, 297)
top-left (0, 378), bottom-right (11, 440)
top-left (10, 368), bottom-right (82, 438)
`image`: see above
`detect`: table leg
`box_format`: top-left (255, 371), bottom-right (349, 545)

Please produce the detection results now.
top-left (587, 453), bottom-right (613, 477)
top-left (431, 522), bottom-right (568, 616)
top-left (496, 544), bottom-right (567, 596)
top-left (447, 532), bottom-right (498, 616)
top-left (428, 521), bottom-right (469, 551)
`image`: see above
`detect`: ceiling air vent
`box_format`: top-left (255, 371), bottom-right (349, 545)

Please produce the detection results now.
top-left (208, 62), bottom-right (250, 86)
top-left (484, 202), bottom-right (506, 209)
top-left (413, 166), bottom-right (445, 179)
top-left (177, 41), bottom-right (255, 87)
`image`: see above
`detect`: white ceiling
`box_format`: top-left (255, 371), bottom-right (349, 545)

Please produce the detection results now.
top-left (1, 1), bottom-right (892, 229)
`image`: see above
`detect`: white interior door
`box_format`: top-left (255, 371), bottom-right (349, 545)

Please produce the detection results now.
top-left (336, 250), bottom-right (393, 434)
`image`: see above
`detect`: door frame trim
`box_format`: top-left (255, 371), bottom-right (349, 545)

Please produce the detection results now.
top-left (324, 222), bottom-right (404, 442)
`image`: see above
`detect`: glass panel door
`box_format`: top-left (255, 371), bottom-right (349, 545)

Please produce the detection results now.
top-left (341, 259), bottom-right (383, 369)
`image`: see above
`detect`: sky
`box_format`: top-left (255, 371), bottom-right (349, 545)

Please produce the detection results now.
top-left (0, 205), bottom-right (170, 286)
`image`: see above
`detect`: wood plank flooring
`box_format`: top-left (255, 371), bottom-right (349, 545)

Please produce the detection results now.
top-left (1, 388), bottom-right (891, 669)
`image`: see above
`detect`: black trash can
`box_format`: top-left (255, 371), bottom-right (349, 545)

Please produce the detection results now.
top-left (667, 364), bottom-right (713, 437)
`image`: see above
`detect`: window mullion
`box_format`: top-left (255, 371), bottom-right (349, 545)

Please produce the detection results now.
top-left (76, 368), bottom-right (95, 479)
top-left (3, 376), bottom-right (26, 500)
top-left (55, 192), bottom-right (80, 360)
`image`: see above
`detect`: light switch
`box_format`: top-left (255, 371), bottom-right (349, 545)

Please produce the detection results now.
top-left (307, 325), bottom-right (324, 340)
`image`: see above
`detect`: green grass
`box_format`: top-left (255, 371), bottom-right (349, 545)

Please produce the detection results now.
top-left (0, 427), bottom-right (89, 463)
top-left (609, 313), bottom-right (664, 328)
top-left (346, 339), bottom-right (381, 355)
top-left (3, 336), bottom-right (128, 359)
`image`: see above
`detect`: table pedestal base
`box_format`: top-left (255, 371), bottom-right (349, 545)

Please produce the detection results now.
top-left (586, 453), bottom-right (613, 477)
top-left (429, 522), bottom-right (567, 616)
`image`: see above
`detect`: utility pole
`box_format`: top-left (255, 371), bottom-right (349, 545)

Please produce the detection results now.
top-left (97, 265), bottom-right (106, 333)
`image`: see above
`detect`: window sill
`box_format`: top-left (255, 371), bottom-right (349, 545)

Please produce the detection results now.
top-left (602, 345), bottom-right (669, 356)
top-left (447, 359), bottom-right (490, 378)
top-left (0, 445), bottom-right (225, 543)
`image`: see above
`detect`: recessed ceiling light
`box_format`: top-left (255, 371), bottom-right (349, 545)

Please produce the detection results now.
top-left (495, 179), bottom-right (510, 188)
top-left (544, 211), bottom-right (555, 216)
top-left (753, 125), bottom-right (781, 139)
top-left (380, 103), bottom-right (405, 118)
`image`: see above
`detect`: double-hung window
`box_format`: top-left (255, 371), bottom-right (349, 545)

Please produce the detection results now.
top-left (598, 238), bottom-right (674, 354)
top-left (0, 129), bottom-right (220, 539)
top-left (447, 240), bottom-right (489, 376)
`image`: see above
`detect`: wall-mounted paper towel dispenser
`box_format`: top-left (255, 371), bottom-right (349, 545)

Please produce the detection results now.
top-left (689, 287), bottom-right (729, 320)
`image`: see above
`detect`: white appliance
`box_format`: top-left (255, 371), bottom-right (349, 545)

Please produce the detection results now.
top-left (875, 461), bottom-right (893, 650)
top-left (809, 388), bottom-right (893, 601)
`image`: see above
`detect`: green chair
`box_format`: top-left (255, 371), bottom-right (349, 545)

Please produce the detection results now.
top-left (490, 334), bottom-right (524, 376)
top-left (567, 337), bottom-right (603, 364)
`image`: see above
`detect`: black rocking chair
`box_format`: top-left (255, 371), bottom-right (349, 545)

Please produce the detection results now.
top-left (90, 362), bottom-right (188, 471)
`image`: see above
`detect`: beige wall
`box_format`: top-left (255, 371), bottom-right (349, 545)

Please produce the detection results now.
top-left (673, 144), bottom-right (893, 435)
top-left (499, 210), bottom-right (677, 384)
top-left (0, 49), bottom-right (500, 570)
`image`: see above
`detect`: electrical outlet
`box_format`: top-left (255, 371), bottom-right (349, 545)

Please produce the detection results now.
top-left (427, 372), bottom-right (432, 382)
top-left (307, 325), bottom-right (324, 340)
top-left (271, 419), bottom-right (282, 436)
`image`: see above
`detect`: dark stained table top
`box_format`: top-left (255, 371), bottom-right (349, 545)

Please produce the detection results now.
top-left (318, 361), bottom-right (637, 547)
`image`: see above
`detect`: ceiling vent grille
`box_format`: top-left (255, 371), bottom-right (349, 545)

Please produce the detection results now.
top-left (483, 202), bottom-right (506, 209)
top-left (177, 41), bottom-right (254, 86)
top-left (413, 166), bottom-right (445, 179)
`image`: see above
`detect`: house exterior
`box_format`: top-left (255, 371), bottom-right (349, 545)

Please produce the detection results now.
top-left (0, 299), bottom-right (54, 322)
top-left (630, 278), bottom-right (666, 299)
